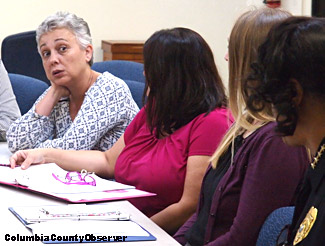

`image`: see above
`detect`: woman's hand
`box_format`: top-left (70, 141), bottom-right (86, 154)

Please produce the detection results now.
top-left (10, 149), bottom-right (46, 169)
top-left (9, 135), bottom-right (125, 176)
top-left (35, 84), bottom-right (70, 116)
top-left (50, 83), bottom-right (70, 99)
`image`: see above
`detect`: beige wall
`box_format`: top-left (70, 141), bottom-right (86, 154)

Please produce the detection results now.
top-left (0, 0), bottom-right (312, 84)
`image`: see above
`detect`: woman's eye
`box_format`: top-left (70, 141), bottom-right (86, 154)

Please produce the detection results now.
top-left (59, 46), bottom-right (67, 52)
top-left (42, 51), bottom-right (50, 58)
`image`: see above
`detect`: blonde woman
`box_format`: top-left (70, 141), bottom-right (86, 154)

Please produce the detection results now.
top-left (174, 8), bottom-right (309, 246)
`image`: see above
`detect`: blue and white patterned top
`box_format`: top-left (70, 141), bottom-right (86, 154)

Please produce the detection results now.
top-left (6, 72), bottom-right (139, 152)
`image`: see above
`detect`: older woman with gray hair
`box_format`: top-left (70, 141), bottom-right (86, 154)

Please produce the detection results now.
top-left (6, 11), bottom-right (139, 152)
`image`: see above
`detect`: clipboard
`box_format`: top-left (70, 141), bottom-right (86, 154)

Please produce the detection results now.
top-left (9, 204), bottom-right (157, 244)
top-left (9, 204), bottom-right (131, 223)
top-left (29, 221), bottom-right (157, 244)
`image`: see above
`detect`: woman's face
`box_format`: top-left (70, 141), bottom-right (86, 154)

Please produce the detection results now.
top-left (224, 51), bottom-right (229, 62)
top-left (224, 38), bottom-right (229, 61)
top-left (39, 28), bottom-right (92, 87)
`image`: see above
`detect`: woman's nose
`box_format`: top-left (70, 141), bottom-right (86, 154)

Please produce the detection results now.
top-left (49, 52), bottom-right (59, 65)
top-left (224, 52), bottom-right (229, 62)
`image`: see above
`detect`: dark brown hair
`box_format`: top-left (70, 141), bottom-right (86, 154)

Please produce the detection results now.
top-left (143, 27), bottom-right (227, 138)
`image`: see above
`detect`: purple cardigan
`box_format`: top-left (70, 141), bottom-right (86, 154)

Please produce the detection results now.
top-left (174, 122), bottom-right (308, 246)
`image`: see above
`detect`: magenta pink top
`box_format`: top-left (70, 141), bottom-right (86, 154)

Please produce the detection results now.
top-left (114, 107), bottom-right (232, 217)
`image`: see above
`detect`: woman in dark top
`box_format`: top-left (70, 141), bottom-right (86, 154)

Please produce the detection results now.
top-left (174, 8), bottom-right (309, 246)
top-left (245, 16), bottom-right (325, 246)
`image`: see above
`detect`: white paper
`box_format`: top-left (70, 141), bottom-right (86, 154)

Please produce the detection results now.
top-left (53, 189), bottom-right (152, 202)
top-left (0, 166), bottom-right (18, 184)
top-left (0, 163), bottom-right (134, 193)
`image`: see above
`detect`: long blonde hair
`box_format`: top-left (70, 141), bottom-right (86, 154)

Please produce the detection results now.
top-left (211, 7), bottom-right (292, 168)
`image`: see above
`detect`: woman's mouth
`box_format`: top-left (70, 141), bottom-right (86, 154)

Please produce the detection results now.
top-left (52, 70), bottom-right (64, 77)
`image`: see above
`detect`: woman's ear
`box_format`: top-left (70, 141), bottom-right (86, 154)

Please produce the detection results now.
top-left (290, 79), bottom-right (303, 108)
top-left (85, 44), bottom-right (93, 63)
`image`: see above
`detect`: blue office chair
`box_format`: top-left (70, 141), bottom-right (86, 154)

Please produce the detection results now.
top-left (92, 60), bottom-right (146, 108)
top-left (256, 206), bottom-right (295, 246)
top-left (8, 73), bottom-right (49, 115)
top-left (91, 60), bottom-right (145, 83)
top-left (1, 31), bottom-right (49, 84)
top-left (124, 80), bottom-right (145, 108)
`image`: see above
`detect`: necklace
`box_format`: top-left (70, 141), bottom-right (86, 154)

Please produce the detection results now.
top-left (310, 144), bottom-right (325, 169)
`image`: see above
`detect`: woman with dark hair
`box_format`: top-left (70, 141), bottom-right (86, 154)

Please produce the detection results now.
top-left (245, 16), bottom-right (325, 246)
top-left (9, 27), bottom-right (232, 234)
top-left (174, 8), bottom-right (308, 246)
top-left (143, 28), bottom-right (227, 138)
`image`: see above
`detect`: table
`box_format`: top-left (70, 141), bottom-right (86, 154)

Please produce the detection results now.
top-left (0, 143), bottom-right (180, 245)
top-left (101, 40), bottom-right (144, 63)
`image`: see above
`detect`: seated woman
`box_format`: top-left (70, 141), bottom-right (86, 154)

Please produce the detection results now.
top-left (6, 11), bottom-right (139, 152)
top-left (245, 16), bottom-right (325, 246)
top-left (9, 27), bottom-right (232, 234)
top-left (174, 8), bottom-right (309, 246)
top-left (0, 59), bottom-right (20, 141)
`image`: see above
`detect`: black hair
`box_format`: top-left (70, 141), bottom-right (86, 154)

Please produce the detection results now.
top-left (245, 16), bottom-right (325, 135)
top-left (143, 27), bottom-right (227, 138)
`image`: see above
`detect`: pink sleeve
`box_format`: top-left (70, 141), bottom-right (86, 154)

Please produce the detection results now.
top-left (189, 109), bottom-right (232, 156)
top-left (206, 136), bottom-right (307, 246)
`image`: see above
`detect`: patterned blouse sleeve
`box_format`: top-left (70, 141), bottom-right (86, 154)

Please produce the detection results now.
top-left (6, 87), bottom-right (56, 152)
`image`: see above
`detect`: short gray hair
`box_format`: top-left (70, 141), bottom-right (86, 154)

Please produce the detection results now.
top-left (36, 11), bottom-right (93, 65)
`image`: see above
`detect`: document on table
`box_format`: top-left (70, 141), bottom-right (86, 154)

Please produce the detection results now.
top-left (0, 163), bottom-right (155, 202)
top-left (56, 188), bottom-right (154, 202)
top-left (0, 163), bottom-right (134, 193)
